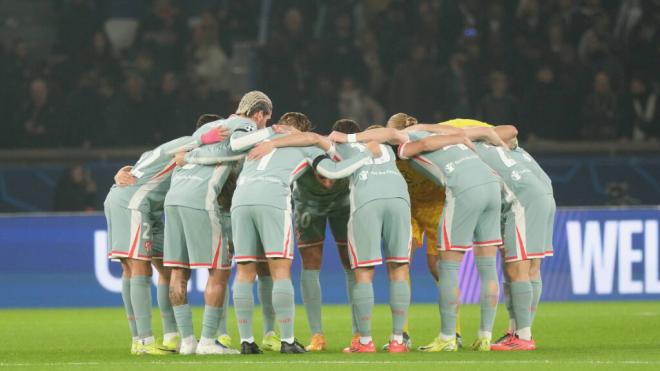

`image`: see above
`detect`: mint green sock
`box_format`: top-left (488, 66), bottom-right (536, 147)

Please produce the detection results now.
top-left (257, 276), bottom-right (275, 334)
top-left (344, 269), bottom-right (359, 334)
top-left (272, 279), bottom-right (295, 340)
top-left (476, 256), bottom-right (499, 333)
top-left (530, 278), bottom-right (542, 325)
top-left (437, 260), bottom-right (460, 337)
top-left (173, 304), bottom-right (194, 338)
top-left (233, 281), bottom-right (254, 340)
top-left (217, 289), bottom-right (229, 336)
top-left (389, 280), bottom-right (410, 336)
top-left (201, 305), bottom-right (222, 339)
top-left (121, 277), bottom-right (137, 338)
top-left (511, 281), bottom-right (533, 330)
top-left (156, 284), bottom-right (177, 335)
top-left (301, 269), bottom-right (323, 334)
top-left (353, 282), bottom-right (374, 337)
top-left (130, 276), bottom-right (153, 338)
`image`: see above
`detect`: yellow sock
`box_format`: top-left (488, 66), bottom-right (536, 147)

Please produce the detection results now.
top-left (456, 308), bottom-right (462, 336)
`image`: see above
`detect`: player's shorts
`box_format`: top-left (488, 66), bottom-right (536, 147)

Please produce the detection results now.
top-left (502, 193), bottom-right (555, 262)
top-left (232, 205), bottom-right (293, 262)
top-left (438, 182), bottom-right (502, 251)
top-left (294, 203), bottom-right (349, 248)
top-left (163, 205), bottom-right (231, 270)
top-left (347, 198), bottom-right (412, 268)
top-left (411, 200), bottom-right (443, 256)
top-left (104, 201), bottom-right (163, 261)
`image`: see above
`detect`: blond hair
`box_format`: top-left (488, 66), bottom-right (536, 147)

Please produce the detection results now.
top-left (386, 113), bottom-right (418, 130)
top-left (235, 90), bottom-right (272, 117)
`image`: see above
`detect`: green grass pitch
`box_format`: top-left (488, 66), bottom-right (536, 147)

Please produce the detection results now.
top-left (1, 302), bottom-right (660, 370)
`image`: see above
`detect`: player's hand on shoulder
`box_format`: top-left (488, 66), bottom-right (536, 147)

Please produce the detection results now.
top-left (462, 136), bottom-right (476, 151)
top-left (174, 151), bottom-right (187, 167)
top-left (114, 166), bottom-right (136, 187)
top-left (248, 141), bottom-right (275, 160)
top-left (365, 141), bottom-right (382, 157)
top-left (328, 131), bottom-right (348, 143)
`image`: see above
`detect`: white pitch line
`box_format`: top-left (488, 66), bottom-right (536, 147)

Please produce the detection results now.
top-left (2, 360), bottom-right (660, 367)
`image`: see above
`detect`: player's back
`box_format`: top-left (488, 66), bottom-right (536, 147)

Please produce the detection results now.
top-left (509, 147), bottom-right (553, 194)
top-left (337, 143), bottom-right (409, 211)
top-left (232, 143), bottom-right (323, 211)
top-left (407, 131), bottom-right (499, 195)
top-left (105, 136), bottom-right (199, 212)
top-left (473, 142), bottom-right (547, 198)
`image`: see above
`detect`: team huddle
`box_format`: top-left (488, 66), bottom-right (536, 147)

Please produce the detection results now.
top-left (104, 90), bottom-right (555, 355)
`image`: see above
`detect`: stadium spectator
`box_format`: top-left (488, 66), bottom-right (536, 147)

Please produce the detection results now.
top-left (188, 11), bottom-right (230, 93)
top-left (52, 165), bottom-right (97, 212)
top-left (104, 73), bottom-right (154, 146)
top-left (155, 71), bottom-right (188, 140)
top-left (522, 65), bottom-right (565, 140)
top-left (139, 0), bottom-right (186, 72)
top-left (476, 71), bottom-right (520, 126)
top-left (15, 79), bottom-right (61, 147)
top-left (582, 72), bottom-right (621, 140)
top-left (624, 75), bottom-right (659, 140)
top-left (337, 77), bottom-right (385, 127)
top-left (56, 0), bottom-right (100, 59)
top-left (388, 44), bottom-right (438, 122)
top-left (437, 52), bottom-right (475, 120)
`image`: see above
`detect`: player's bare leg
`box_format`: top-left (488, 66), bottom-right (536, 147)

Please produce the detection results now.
top-left (168, 267), bottom-right (195, 354)
top-left (256, 262), bottom-right (279, 351)
top-left (150, 260), bottom-right (177, 350)
top-left (343, 267), bottom-right (376, 353)
top-left (385, 262), bottom-right (411, 352)
top-left (300, 243), bottom-right (326, 351)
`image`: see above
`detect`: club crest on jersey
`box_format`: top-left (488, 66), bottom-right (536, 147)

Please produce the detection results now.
top-left (445, 163), bottom-right (455, 174)
top-left (358, 170), bottom-right (369, 180)
top-left (511, 170), bottom-right (521, 181)
top-left (144, 240), bottom-right (152, 253)
top-left (245, 124), bottom-right (256, 132)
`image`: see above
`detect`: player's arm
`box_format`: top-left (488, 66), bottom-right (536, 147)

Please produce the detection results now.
top-left (114, 165), bottom-right (136, 186)
top-left (247, 132), bottom-right (338, 160)
top-left (403, 123), bottom-right (463, 135)
top-left (183, 145), bottom-right (246, 165)
top-left (398, 134), bottom-right (473, 159)
top-left (328, 128), bottom-right (408, 145)
top-left (494, 125), bottom-right (518, 142)
top-left (161, 136), bottom-right (206, 155)
top-left (313, 142), bottom-right (381, 179)
top-left (463, 127), bottom-right (508, 148)
top-left (230, 127), bottom-right (275, 152)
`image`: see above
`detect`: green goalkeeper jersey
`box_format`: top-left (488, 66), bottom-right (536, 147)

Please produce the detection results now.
top-left (231, 138), bottom-right (373, 211)
top-left (292, 168), bottom-right (350, 214)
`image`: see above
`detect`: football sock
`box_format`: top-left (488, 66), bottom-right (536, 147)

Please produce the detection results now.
top-left (343, 269), bottom-right (359, 334)
top-left (156, 284), bottom-right (177, 336)
top-left (476, 256), bottom-right (499, 335)
top-left (389, 280), bottom-right (410, 336)
top-left (353, 282), bottom-right (374, 337)
top-left (503, 280), bottom-right (516, 332)
top-left (217, 289), bottom-right (229, 336)
top-left (437, 260), bottom-right (460, 338)
top-left (272, 279), bottom-right (295, 341)
top-left (130, 276), bottom-right (153, 338)
top-left (403, 274), bottom-right (411, 334)
top-left (511, 281), bottom-right (533, 338)
top-left (257, 276), bottom-right (275, 334)
top-left (173, 304), bottom-right (194, 339)
top-left (201, 305), bottom-right (222, 339)
top-left (233, 281), bottom-right (255, 342)
top-left (530, 277), bottom-right (543, 325)
top-left (301, 269), bottom-right (323, 334)
top-left (121, 277), bottom-right (138, 338)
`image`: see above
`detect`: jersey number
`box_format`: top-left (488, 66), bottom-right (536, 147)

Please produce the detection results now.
top-left (257, 148), bottom-right (277, 171)
top-left (495, 147), bottom-right (517, 168)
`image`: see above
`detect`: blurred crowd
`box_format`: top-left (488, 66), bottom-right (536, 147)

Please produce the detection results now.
top-left (1, 0), bottom-right (659, 150)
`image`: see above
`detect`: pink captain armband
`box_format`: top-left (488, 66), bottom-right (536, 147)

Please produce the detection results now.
top-left (201, 128), bottom-right (224, 144)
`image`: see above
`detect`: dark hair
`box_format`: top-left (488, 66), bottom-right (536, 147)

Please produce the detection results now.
top-left (332, 119), bottom-right (360, 134)
top-left (196, 114), bottom-right (222, 129)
